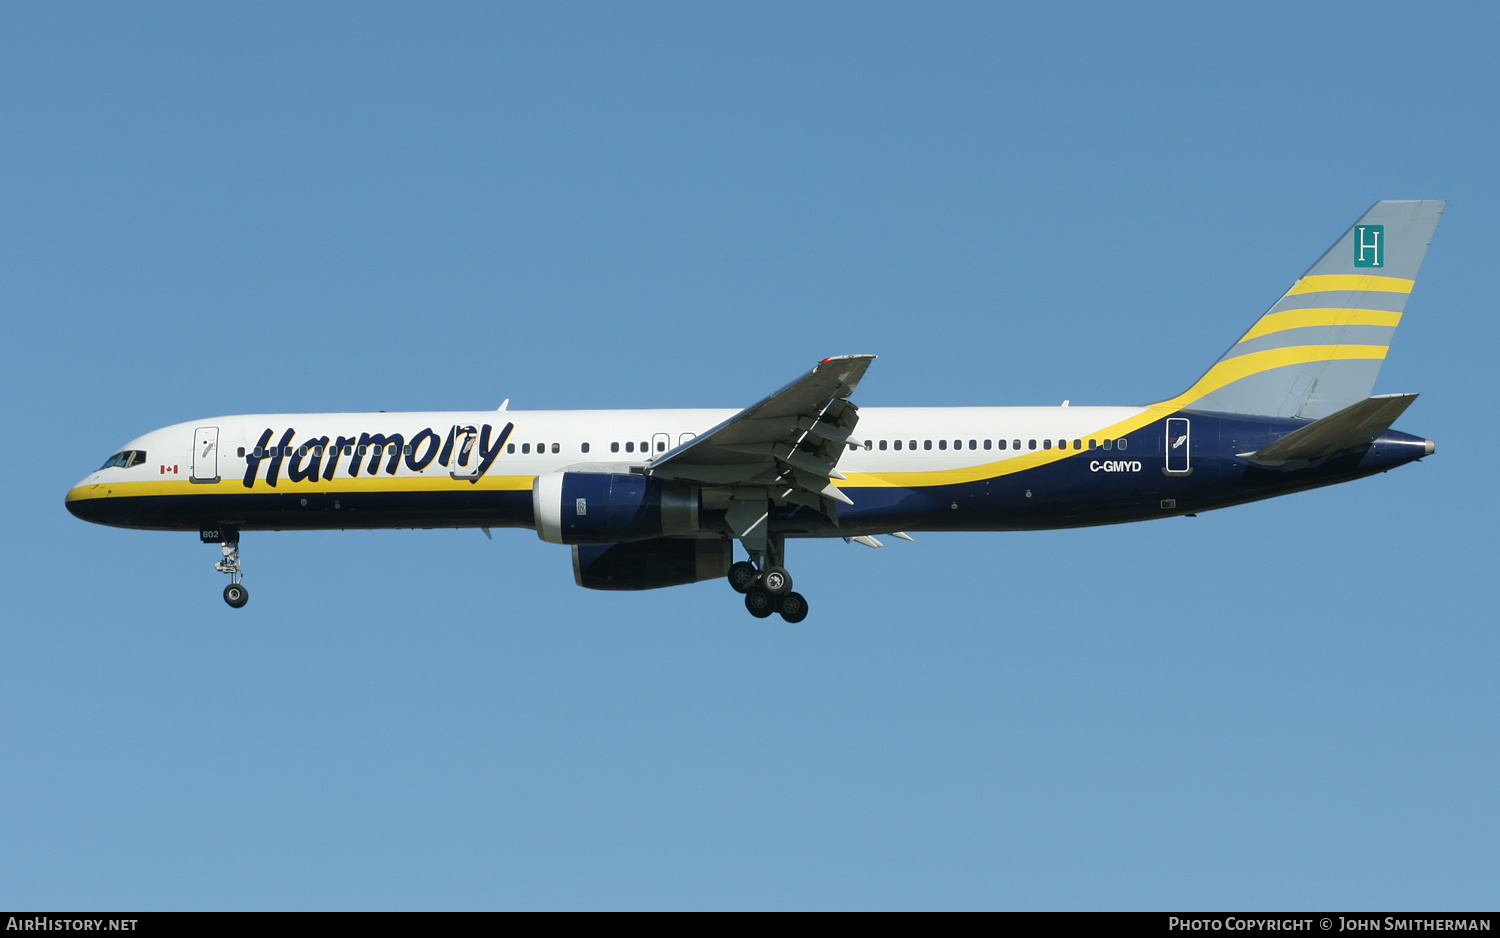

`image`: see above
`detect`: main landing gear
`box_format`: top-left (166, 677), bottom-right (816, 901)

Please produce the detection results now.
top-left (727, 558), bottom-right (808, 623)
top-left (212, 531), bottom-right (248, 608)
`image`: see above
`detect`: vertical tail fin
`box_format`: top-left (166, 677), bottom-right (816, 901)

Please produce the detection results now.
top-left (1172, 200), bottom-right (1444, 419)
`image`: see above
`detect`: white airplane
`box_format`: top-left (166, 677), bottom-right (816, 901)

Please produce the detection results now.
top-left (67, 201), bottom-right (1443, 622)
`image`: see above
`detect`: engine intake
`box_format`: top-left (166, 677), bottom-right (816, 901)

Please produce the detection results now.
top-left (534, 471), bottom-right (699, 545)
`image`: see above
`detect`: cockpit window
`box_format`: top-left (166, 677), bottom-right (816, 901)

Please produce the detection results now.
top-left (97, 450), bottom-right (147, 470)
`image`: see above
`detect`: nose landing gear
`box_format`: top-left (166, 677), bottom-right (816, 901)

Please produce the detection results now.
top-left (205, 527), bottom-right (248, 608)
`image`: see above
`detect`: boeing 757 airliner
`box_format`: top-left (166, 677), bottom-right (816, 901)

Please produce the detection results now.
top-left (67, 201), bottom-right (1442, 622)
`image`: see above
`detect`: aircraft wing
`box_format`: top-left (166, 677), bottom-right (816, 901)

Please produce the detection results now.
top-left (645, 354), bottom-right (876, 518)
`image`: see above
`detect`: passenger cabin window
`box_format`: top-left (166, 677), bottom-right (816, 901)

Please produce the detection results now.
top-left (983, 439), bottom-right (991, 450)
top-left (893, 440), bottom-right (902, 450)
top-left (237, 447), bottom-right (246, 457)
top-left (1088, 439), bottom-right (1097, 449)
top-left (939, 440), bottom-right (947, 450)
top-left (1043, 439), bottom-right (1052, 450)
top-left (1117, 438), bottom-right (1128, 450)
top-left (997, 440), bottom-right (1006, 450)
top-left (1102, 439), bottom-right (1112, 450)
top-left (611, 442), bottom-right (619, 453)
top-left (552, 443), bottom-right (560, 454)
top-left (507, 443), bottom-right (515, 454)
top-left (625, 441), bottom-right (634, 453)
top-left (924, 440), bottom-right (932, 451)
top-left (879, 440), bottom-right (887, 451)
top-left (581, 443), bottom-right (590, 454)
top-left (864, 440), bottom-right (872, 450)
top-left (1028, 440), bottom-right (1037, 450)
top-left (522, 443), bottom-right (531, 454)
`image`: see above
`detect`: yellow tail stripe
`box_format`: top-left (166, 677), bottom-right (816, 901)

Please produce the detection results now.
top-left (1172, 344), bottom-right (1388, 409)
top-left (1238, 308), bottom-right (1403, 343)
top-left (1286, 274), bottom-right (1414, 295)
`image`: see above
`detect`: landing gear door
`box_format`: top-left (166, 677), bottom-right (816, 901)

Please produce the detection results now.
top-left (1164, 418), bottom-right (1191, 475)
top-left (450, 425), bottom-right (480, 480)
top-left (192, 427), bottom-right (219, 482)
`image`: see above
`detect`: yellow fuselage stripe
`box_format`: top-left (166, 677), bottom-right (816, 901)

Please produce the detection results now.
top-left (65, 474), bottom-right (538, 502)
top-left (1238, 308), bottom-right (1403, 343)
top-left (842, 344), bottom-right (1389, 490)
top-left (1286, 274), bottom-right (1414, 295)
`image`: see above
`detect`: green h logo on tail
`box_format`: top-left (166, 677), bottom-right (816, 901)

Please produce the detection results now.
top-left (1354, 225), bottom-right (1384, 267)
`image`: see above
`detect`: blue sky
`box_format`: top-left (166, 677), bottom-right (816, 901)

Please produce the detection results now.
top-left (3, 2), bottom-right (1496, 910)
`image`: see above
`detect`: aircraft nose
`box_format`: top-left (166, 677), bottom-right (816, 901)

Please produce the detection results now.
top-left (65, 481), bottom-right (108, 524)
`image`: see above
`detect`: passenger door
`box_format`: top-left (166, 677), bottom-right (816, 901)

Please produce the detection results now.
top-left (450, 425), bottom-right (480, 480)
top-left (192, 427), bottom-right (219, 482)
top-left (1164, 418), bottom-right (1191, 475)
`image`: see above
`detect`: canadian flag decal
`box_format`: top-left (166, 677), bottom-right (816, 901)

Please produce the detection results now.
top-left (161, 465), bottom-right (179, 475)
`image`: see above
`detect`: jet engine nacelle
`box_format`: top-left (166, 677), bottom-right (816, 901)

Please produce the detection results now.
top-left (572, 537), bottom-right (732, 590)
top-left (534, 471), bottom-right (699, 545)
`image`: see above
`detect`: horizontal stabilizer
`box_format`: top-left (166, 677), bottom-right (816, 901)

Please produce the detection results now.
top-left (1240, 393), bottom-right (1418, 467)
